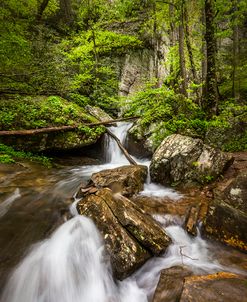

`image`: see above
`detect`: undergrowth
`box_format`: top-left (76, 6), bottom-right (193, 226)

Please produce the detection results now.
top-left (0, 143), bottom-right (52, 167)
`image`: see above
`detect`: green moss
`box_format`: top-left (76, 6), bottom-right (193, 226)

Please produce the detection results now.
top-left (222, 131), bottom-right (247, 151)
top-left (0, 143), bottom-right (52, 167)
top-left (0, 154), bottom-right (15, 164)
top-left (0, 95), bottom-right (100, 131)
top-left (123, 86), bottom-right (247, 151)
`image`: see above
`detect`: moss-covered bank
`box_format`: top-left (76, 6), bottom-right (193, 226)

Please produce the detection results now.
top-left (0, 95), bottom-right (106, 162)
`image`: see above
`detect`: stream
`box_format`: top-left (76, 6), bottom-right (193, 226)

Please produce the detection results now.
top-left (0, 122), bottom-right (247, 302)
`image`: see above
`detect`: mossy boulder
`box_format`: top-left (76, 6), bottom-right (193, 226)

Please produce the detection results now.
top-left (126, 122), bottom-right (158, 157)
top-left (150, 134), bottom-right (233, 186)
top-left (0, 95), bottom-right (106, 152)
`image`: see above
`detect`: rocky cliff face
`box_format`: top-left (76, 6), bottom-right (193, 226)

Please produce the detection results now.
top-left (118, 48), bottom-right (167, 96)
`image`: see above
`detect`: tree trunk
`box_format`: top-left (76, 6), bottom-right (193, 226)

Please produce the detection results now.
top-left (201, 7), bottom-right (207, 106)
top-left (169, 3), bottom-right (175, 87)
top-left (204, 0), bottom-right (218, 117)
top-left (178, 0), bottom-right (187, 97)
top-left (184, 2), bottom-right (200, 101)
top-left (152, 1), bottom-right (160, 82)
top-left (36, 0), bottom-right (50, 21)
top-left (59, 0), bottom-right (73, 24)
top-left (232, 0), bottom-right (240, 100)
top-left (0, 117), bottom-right (140, 136)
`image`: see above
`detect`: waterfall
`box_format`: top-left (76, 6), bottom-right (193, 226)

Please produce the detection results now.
top-left (104, 122), bottom-right (132, 164)
top-left (1, 123), bottom-right (245, 302)
top-left (0, 216), bottom-right (147, 302)
top-left (1, 215), bottom-right (239, 302)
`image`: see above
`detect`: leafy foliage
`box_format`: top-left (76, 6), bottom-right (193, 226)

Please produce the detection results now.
top-left (0, 143), bottom-right (52, 166)
top-left (0, 95), bottom-right (101, 130)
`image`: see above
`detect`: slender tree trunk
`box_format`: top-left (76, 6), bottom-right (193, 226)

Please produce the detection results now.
top-left (178, 0), bottom-right (187, 96)
top-left (153, 1), bottom-right (159, 80)
top-left (204, 0), bottom-right (218, 117)
top-left (184, 2), bottom-right (200, 100)
top-left (232, 0), bottom-right (240, 100)
top-left (169, 3), bottom-right (175, 87)
top-left (36, 0), bottom-right (50, 21)
top-left (59, 0), bottom-right (73, 24)
top-left (201, 7), bottom-right (207, 106)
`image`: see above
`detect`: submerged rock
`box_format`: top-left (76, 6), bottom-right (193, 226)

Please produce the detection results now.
top-left (150, 134), bottom-right (233, 186)
top-left (77, 188), bottom-right (171, 279)
top-left (88, 165), bottom-right (148, 197)
top-left (204, 170), bottom-right (247, 252)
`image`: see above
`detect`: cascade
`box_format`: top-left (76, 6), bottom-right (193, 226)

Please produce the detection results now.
top-left (1, 122), bottom-right (245, 302)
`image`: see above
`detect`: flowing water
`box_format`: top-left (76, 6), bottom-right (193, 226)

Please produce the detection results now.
top-left (0, 122), bottom-right (246, 302)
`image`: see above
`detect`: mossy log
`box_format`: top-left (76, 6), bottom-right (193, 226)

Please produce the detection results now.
top-left (0, 116), bottom-right (139, 136)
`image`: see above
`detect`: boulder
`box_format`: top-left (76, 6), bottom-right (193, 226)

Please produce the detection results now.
top-left (203, 170), bottom-right (247, 252)
top-left (88, 165), bottom-right (148, 197)
top-left (107, 193), bottom-right (171, 255)
top-left (126, 123), bottom-right (156, 157)
top-left (180, 272), bottom-right (247, 302)
top-left (152, 266), bottom-right (192, 302)
top-left (77, 188), bottom-right (171, 279)
top-left (150, 134), bottom-right (233, 186)
top-left (85, 105), bottom-right (113, 122)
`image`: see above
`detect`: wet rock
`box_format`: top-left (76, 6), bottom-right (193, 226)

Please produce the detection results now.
top-left (126, 123), bottom-right (154, 157)
top-left (180, 272), bottom-right (247, 302)
top-left (185, 204), bottom-right (202, 236)
top-left (204, 170), bottom-right (247, 252)
top-left (132, 195), bottom-right (193, 217)
top-left (152, 266), bottom-right (192, 302)
top-left (77, 188), bottom-right (171, 279)
top-left (150, 134), bottom-right (233, 186)
top-left (89, 165), bottom-right (148, 197)
top-left (107, 192), bottom-right (171, 255)
top-left (214, 170), bottom-right (247, 212)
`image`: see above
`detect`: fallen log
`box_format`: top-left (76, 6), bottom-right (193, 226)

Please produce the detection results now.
top-left (106, 129), bottom-right (137, 165)
top-left (0, 116), bottom-right (139, 136)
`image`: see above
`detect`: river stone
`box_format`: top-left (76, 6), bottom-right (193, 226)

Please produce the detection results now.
top-left (90, 165), bottom-right (148, 196)
top-left (203, 170), bottom-right (247, 252)
top-left (77, 188), bottom-right (171, 279)
top-left (152, 266), bottom-right (192, 302)
top-left (150, 134), bottom-right (233, 186)
top-left (180, 272), bottom-right (247, 302)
